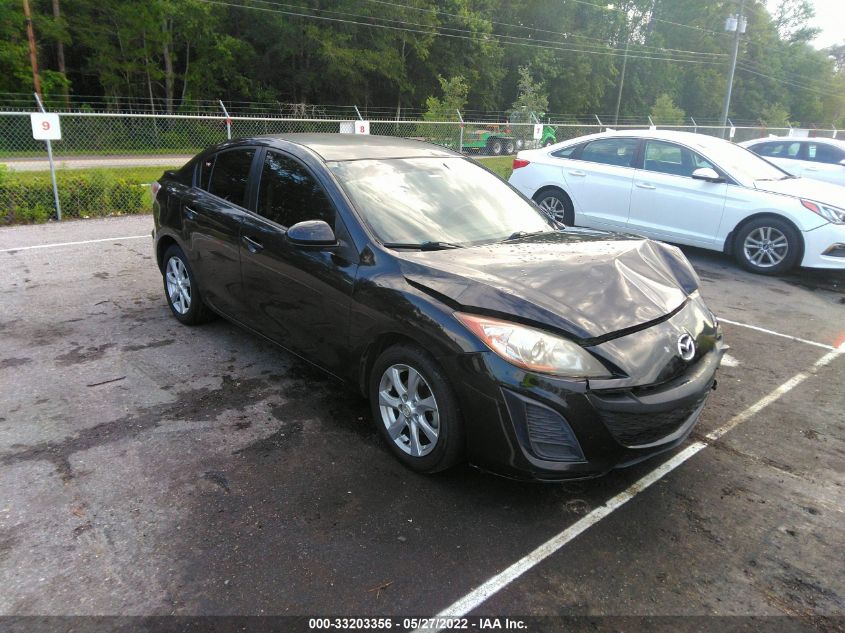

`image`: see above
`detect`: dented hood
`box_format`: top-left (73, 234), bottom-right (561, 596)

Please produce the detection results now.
top-left (398, 230), bottom-right (697, 341)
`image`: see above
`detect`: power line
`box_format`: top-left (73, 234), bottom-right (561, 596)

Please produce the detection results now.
top-left (244, 0), bottom-right (727, 60)
top-left (354, 0), bottom-right (728, 57)
top-left (196, 0), bottom-right (727, 65)
top-left (560, 0), bottom-right (728, 37)
top-left (736, 64), bottom-right (845, 98)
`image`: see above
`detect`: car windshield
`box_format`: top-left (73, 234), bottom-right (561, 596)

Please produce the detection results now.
top-left (328, 157), bottom-right (554, 247)
top-left (702, 140), bottom-right (792, 182)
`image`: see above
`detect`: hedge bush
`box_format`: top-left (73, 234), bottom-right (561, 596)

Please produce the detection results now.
top-left (0, 167), bottom-right (152, 225)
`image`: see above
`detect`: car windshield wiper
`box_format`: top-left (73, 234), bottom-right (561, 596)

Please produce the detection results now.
top-left (501, 230), bottom-right (548, 242)
top-left (383, 241), bottom-right (464, 251)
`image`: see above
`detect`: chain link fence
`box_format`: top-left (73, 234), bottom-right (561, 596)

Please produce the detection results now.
top-left (1, 110), bottom-right (840, 224)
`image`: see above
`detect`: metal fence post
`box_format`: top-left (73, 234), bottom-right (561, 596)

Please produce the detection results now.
top-left (690, 117), bottom-right (698, 134)
top-left (33, 93), bottom-right (61, 221)
top-left (219, 100), bottom-right (232, 140)
top-left (457, 110), bottom-right (464, 154)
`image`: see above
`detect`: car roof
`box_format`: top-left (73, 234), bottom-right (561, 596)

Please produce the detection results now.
top-left (255, 133), bottom-right (461, 161)
top-left (560, 128), bottom-right (740, 153)
top-left (741, 135), bottom-right (845, 147)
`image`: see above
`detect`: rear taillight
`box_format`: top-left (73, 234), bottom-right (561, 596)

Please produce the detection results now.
top-left (150, 181), bottom-right (162, 200)
top-left (512, 158), bottom-right (530, 170)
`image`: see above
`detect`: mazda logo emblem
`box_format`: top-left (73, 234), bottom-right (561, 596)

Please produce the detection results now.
top-left (677, 333), bottom-right (696, 361)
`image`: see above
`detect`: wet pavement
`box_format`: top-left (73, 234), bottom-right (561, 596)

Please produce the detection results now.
top-left (0, 216), bottom-right (843, 630)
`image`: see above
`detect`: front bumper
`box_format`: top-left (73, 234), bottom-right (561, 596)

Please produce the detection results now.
top-left (801, 222), bottom-right (845, 269)
top-left (445, 305), bottom-right (726, 481)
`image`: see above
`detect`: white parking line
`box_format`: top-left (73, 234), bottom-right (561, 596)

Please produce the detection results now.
top-left (718, 317), bottom-right (836, 351)
top-left (417, 343), bottom-right (844, 631)
top-left (0, 235), bottom-right (149, 253)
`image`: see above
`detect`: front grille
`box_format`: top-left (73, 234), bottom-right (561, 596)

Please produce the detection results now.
top-left (597, 392), bottom-right (709, 448)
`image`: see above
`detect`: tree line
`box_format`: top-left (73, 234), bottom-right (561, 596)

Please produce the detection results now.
top-left (1, 0), bottom-right (844, 126)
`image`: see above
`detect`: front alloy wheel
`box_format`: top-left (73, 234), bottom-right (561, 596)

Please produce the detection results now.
top-left (734, 217), bottom-right (800, 275)
top-left (743, 226), bottom-right (789, 269)
top-left (378, 364), bottom-right (440, 457)
top-left (369, 344), bottom-right (464, 473)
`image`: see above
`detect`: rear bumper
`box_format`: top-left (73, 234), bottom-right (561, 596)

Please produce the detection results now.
top-left (445, 334), bottom-right (726, 482)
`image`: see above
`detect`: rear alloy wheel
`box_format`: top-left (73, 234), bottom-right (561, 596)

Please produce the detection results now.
top-left (369, 344), bottom-right (463, 473)
top-left (734, 217), bottom-right (800, 275)
top-left (162, 245), bottom-right (213, 324)
top-left (505, 139), bottom-right (515, 155)
top-left (534, 189), bottom-right (575, 226)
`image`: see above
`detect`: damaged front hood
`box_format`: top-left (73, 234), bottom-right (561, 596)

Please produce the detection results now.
top-left (399, 230), bottom-right (696, 340)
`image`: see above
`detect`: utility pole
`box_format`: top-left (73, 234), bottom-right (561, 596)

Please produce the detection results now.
top-left (720, 0), bottom-right (747, 136)
top-left (52, 0), bottom-right (69, 108)
top-left (22, 0), bottom-right (42, 98)
top-left (613, 36), bottom-right (630, 127)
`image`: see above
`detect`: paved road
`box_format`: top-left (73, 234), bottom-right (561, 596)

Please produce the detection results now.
top-left (0, 216), bottom-right (842, 630)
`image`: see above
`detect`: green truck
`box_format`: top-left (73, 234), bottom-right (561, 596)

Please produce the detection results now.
top-left (461, 116), bottom-right (557, 155)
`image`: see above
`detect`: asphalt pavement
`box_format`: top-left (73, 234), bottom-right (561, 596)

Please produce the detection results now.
top-left (0, 216), bottom-right (843, 632)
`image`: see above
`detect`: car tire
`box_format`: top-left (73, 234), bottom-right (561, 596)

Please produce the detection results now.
top-left (515, 139), bottom-right (524, 151)
top-left (534, 188), bottom-right (575, 226)
top-left (733, 217), bottom-right (801, 275)
top-left (369, 344), bottom-right (464, 474)
top-left (488, 139), bottom-right (503, 156)
top-left (162, 244), bottom-right (213, 325)
top-left (505, 140), bottom-right (515, 154)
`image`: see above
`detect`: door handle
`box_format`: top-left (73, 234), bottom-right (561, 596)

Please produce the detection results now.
top-left (636, 182), bottom-right (656, 190)
top-left (568, 170), bottom-right (587, 177)
top-left (241, 235), bottom-right (264, 253)
top-left (184, 206), bottom-right (198, 220)
top-left (805, 167), bottom-right (818, 171)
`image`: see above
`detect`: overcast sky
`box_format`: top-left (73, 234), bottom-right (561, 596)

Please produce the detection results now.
top-left (807, 0), bottom-right (844, 49)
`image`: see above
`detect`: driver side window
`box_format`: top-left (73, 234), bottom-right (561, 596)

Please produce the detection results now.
top-left (643, 140), bottom-right (715, 178)
top-left (256, 151), bottom-right (336, 228)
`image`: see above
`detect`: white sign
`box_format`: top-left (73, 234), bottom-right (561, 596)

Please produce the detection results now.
top-left (533, 124), bottom-right (544, 140)
top-left (354, 120), bottom-right (370, 135)
top-left (30, 113), bottom-right (61, 140)
top-left (729, 125), bottom-right (736, 139)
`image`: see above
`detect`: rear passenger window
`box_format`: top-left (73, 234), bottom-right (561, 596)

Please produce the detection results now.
top-left (208, 148), bottom-right (256, 205)
top-left (756, 141), bottom-right (800, 158)
top-left (579, 138), bottom-right (639, 168)
top-left (256, 151), bottom-right (335, 228)
top-left (551, 145), bottom-right (578, 158)
top-left (198, 156), bottom-right (215, 190)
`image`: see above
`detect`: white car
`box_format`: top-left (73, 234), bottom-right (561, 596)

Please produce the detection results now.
top-left (508, 130), bottom-right (845, 274)
top-left (739, 136), bottom-right (845, 187)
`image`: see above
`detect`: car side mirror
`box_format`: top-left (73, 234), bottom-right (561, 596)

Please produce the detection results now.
top-left (286, 220), bottom-right (336, 246)
top-left (691, 167), bottom-right (724, 183)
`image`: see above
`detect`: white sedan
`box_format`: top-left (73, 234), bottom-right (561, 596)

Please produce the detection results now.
top-left (508, 129), bottom-right (845, 274)
top-left (739, 136), bottom-right (845, 188)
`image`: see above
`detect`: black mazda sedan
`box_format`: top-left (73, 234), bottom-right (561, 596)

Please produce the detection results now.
top-left (152, 134), bottom-right (726, 481)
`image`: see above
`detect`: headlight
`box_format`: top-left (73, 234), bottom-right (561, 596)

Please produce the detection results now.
top-left (455, 313), bottom-right (611, 379)
top-left (801, 199), bottom-right (845, 224)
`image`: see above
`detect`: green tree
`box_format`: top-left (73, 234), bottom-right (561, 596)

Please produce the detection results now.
top-left (759, 103), bottom-right (792, 127)
top-left (650, 94), bottom-right (685, 125)
top-left (423, 75), bottom-right (469, 121)
top-left (510, 65), bottom-right (548, 121)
